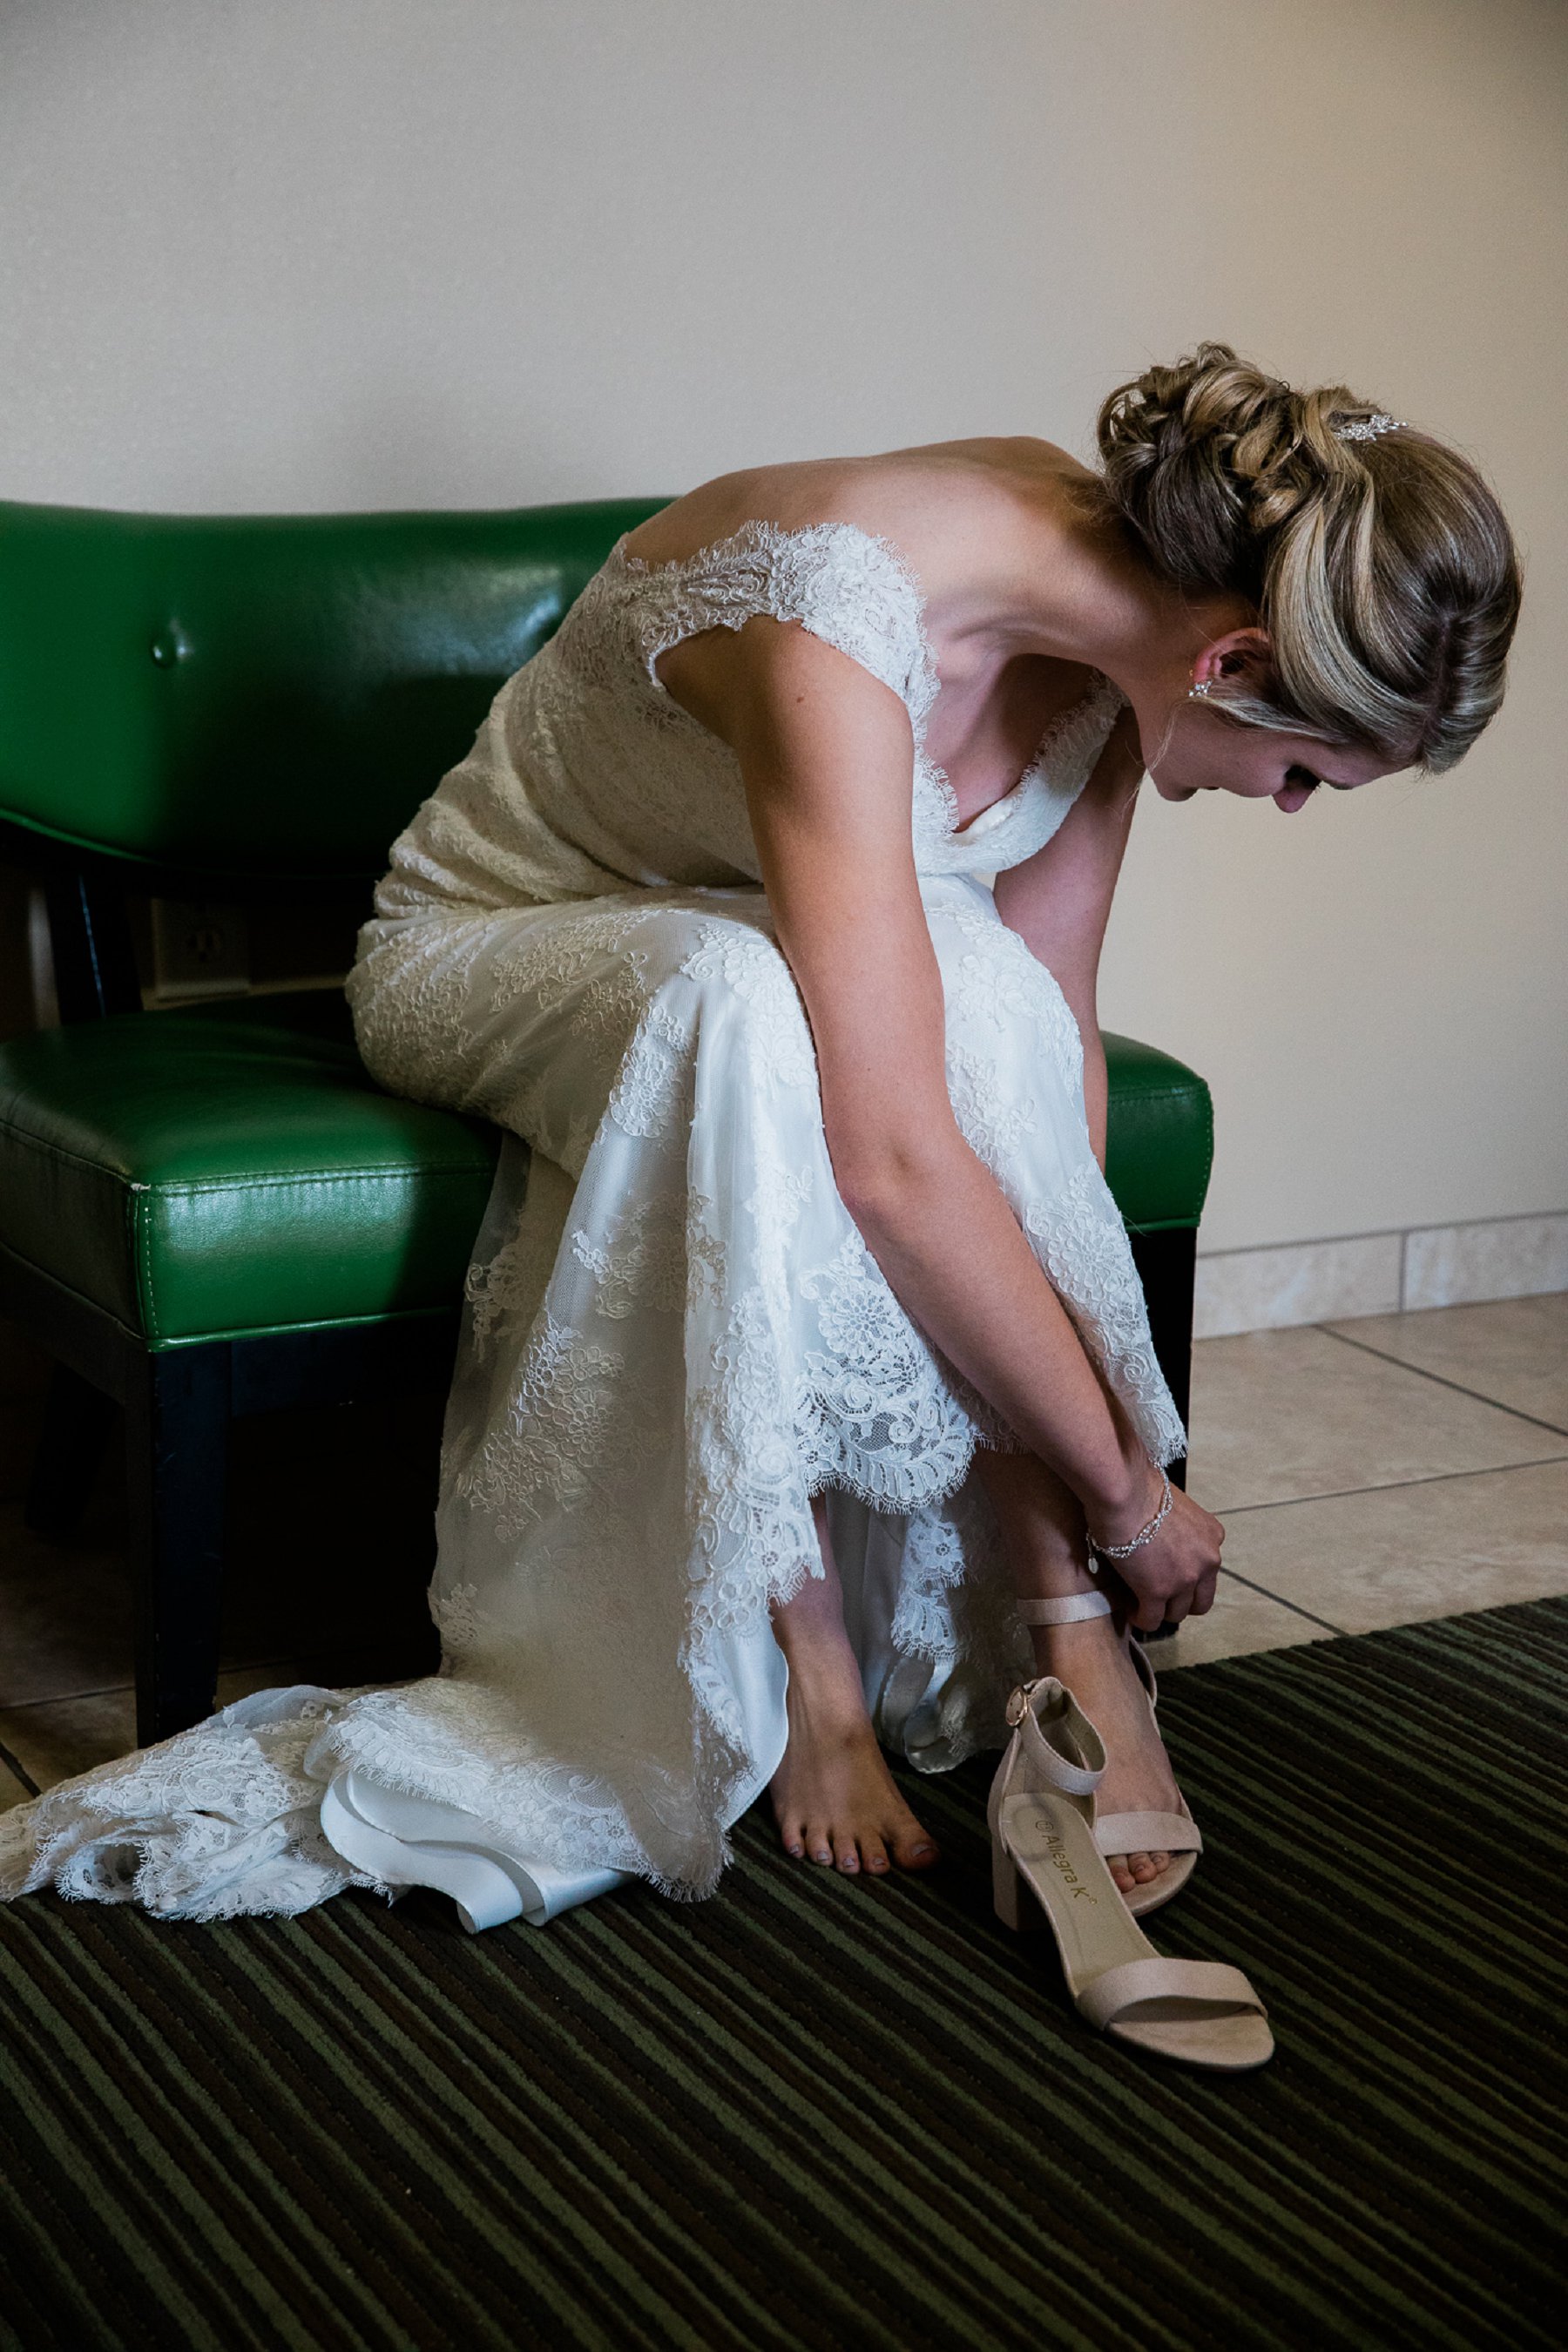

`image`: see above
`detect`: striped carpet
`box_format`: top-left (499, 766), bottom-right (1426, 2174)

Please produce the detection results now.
top-left (2, 1598), bottom-right (1565, 2352)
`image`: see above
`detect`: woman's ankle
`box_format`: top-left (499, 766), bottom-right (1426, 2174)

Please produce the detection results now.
top-left (782, 1632), bottom-right (871, 1728)
top-left (1016, 1544), bottom-right (1101, 1609)
top-left (1028, 1598), bottom-right (1126, 1671)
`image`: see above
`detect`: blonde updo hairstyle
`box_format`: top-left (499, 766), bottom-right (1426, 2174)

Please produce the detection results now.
top-left (1097, 342), bottom-right (1520, 773)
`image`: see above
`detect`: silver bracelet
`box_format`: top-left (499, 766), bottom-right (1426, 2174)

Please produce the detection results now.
top-left (1088, 1469), bottom-right (1173, 1562)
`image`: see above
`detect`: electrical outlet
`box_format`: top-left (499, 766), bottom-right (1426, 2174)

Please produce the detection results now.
top-left (149, 899), bottom-right (251, 1002)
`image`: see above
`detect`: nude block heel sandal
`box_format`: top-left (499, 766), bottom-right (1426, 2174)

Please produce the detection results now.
top-left (988, 1675), bottom-right (1273, 2072)
top-left (1017, 1590), bottom-right (1202, 1916)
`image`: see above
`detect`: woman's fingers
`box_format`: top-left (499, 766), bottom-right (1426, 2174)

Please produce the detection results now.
top-left (1149, 1555), bottom-right (1220, 1625)
top-left (1110, 1484), bottom-right (1225, 1628)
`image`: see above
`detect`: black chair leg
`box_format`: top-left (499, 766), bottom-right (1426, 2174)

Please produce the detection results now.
top-left (1128, 1227), bottom-right (1196, 1490)
top-left (24, 1362), bottom-right (118, 1536)
top-left (1128, 1226), bottom-right (1199, 1650)
top-left (125, 1345), bottom-right (232, 1746)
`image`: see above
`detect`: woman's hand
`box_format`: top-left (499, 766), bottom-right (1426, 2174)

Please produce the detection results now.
top-left (1092, 1484), bottom-right (1226, 1632)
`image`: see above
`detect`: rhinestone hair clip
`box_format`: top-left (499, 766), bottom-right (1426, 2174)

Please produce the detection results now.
top-left (1333, 413), bottom-right (1405, 443)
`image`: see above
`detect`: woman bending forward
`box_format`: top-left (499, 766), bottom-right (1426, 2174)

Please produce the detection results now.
top-left (1, 346), bottom-right (1519, 1944)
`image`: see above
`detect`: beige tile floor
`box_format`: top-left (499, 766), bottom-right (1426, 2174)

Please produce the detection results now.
top-left (1170, 1292), bottom-right (1568, 1666)
top-left (2, 1294), bottom-right (1565, 1810)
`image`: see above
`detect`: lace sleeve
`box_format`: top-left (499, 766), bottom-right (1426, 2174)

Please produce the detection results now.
top-left (618, 521), bottom-right (941, 740)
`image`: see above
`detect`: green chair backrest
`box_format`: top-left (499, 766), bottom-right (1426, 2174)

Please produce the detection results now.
top-left (0, 497), bottom-right (666, 883)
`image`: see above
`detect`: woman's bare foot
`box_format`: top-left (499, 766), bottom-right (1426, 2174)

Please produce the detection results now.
top-left (1030, 1611), bottom-right (1183, 1896)
top-left (767, 1500), bottom-right (939, 1876)
top-left (769, 1652), bottom-right (939, 1876)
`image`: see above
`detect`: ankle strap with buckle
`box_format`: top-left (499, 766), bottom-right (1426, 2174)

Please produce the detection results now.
top-left (1002, 1679), bottom-right (1104, 1796)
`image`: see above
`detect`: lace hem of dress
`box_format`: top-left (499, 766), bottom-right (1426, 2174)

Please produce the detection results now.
top-left (0, 1686), bottom-right (388, 1921)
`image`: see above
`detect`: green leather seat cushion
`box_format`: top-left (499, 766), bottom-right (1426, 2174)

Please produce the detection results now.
top-left (0, 995), bottom-right (500, 1348)
top-left (0, 1001), bottom-right (1209, 1351)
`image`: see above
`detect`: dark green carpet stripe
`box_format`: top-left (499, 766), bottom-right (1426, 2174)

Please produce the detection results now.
top-left (127, 1932), bottom-right (487, 2351)
top-left (314, 1915), bottom-right (814, 2352)
top-left (313, 1900), bottom-right (808, 2352)
top-left (334, 1910), bottom-right (834, 2352)
top-left (409, 1916), bottom-right (946, 2344)
top-left (327, 1904), bottom-right (869, 2352)
top-left (2, 1598), bottom-right (1565, 2351)
top-left (449, 1863), bottom-right (1120, 2351)
top-left (10, 1940), bottom-right (374, 2352)
top-left (234, 1910), bottom-right (794, 2351)
top-left (30, 1918), bottom-right (404, 2349)
top-left (216, 1930), bottom-right (705, 2352)
top-left (585, 1871), bottom-right (1355, 2350)
top-left (541, 1909), bottom-right (1080, 2346)
top-left (488, 1871), bottom-right (1159, 2352)
top-left (720, 1837), bottom-right (1452, 2349)
top-left (0, 1932), bottom-right (304, 2352)
top-left (373, 1869), bottom-right (1020, 2350)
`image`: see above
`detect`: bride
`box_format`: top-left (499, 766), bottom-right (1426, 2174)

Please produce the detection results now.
top-left (1, 345), bottom-right (1518, 2061)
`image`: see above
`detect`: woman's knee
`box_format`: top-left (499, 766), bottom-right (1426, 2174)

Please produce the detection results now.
top-left (668, 912), bottom-right (816, 1090)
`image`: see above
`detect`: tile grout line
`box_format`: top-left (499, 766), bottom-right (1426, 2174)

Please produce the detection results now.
top-left (1197, 1206), bottom-right (1568, 1260)
top-left (1209, 1451), bottom-right (1568, 1517)
top-left (0, 1677), bottom-right (136, 1713)
top-left (1215, 1566), bottom-right (1348, 1638)
top-left (1314, 1322), bottom-right (1568, 1440)
top-left (0, 1734), bottom-right (41, 1798)
top-left (0, 1653), bottom-right (313, 1721)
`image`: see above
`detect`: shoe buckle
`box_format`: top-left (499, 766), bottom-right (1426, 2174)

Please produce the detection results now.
top-left (1005, 1683), bottom-right (1036, 1728)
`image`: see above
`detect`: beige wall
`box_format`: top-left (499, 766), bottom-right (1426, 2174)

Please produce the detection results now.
top-left (1, 0), bottom-right (1563, 1253)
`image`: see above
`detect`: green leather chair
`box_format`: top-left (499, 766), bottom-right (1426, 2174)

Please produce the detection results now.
top-left (0, 497), bottom-right (1212, 1745)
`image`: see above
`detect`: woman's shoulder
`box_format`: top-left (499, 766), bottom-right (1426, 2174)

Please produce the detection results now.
top-left (621, 439), bottom-right (1090, 580)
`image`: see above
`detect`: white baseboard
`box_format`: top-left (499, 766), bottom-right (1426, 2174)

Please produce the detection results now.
top-left (1193, 1211), bottom-right (1568, 1339)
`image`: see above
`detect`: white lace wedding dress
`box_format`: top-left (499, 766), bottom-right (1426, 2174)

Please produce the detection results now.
top-left (0, 522), bottom-right (1183, 1931)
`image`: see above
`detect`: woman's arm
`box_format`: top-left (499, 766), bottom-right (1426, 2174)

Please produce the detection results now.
top-left (991, 706), bottom-right (1145, 1167)
top-left (659, 623), bottom-right (1218, 1617)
